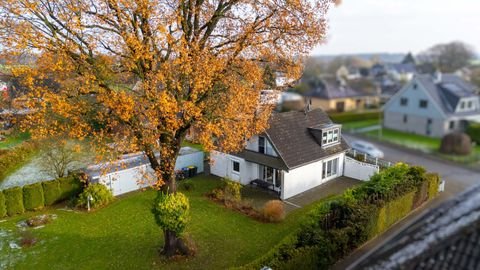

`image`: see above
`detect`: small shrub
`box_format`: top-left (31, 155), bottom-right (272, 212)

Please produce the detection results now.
top-left (440, 132), bottom-right (472, 155)
top-left (23, 183), bottom-right (45, 211)
top-left (209, 188), bottom-right (224, 201)
top-left (180, 180), bottom-right (195, 191)
top-left (0, 191), bottom-right (6, 218)
top-left (77, 183), bottom-right (114, 209)
top-left (466, 122), bottom-right (480, 144)
top-left (20, 231), bottom-right (38, 248)
top-left (262, 200), bottom-right (285, 222)
top-left (223, 179), bottom-right (242, 202)
top-left (4, 186), bottom-right (24, 216)
top-left (152, 192), bottom-right (190, 235)
top-left (42, 180), bottom-right (61, 206)
top-left (0, 142), bottom-right (37, 181)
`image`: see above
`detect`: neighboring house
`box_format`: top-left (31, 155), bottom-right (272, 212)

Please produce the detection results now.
top-left (336, 65), bottom-right (362, 80)
top-left (354, 183), bottom-right (480, 270)
top-left (86, 147), bottom-right (204, 196)
top-left (303, 77), bottom-right (379, 112)
top-left (210, 109), bottom-right (378, 200)
top-left (384, 73), bottom-right (480, 138)
top-left (385, 63), bottom-right (417, 81)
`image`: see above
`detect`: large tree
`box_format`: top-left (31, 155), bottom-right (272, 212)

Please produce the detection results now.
top-left (0, 0), bottom-right (335, 256)
top-left (421, 41), bottom-right (476, 72)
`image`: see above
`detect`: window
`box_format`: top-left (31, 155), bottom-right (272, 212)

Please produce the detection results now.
top-left (258, 136), bottom-right (265, 154)
top-left (449, 121), bottom-right (455, 130)
top-left (468, 101), bottom-right (473, 109)
top-left (413, 83), bottom-right (418, 89)
top-left (322, 128), bottom-right (340, 146)
top-left (460, 101), bottom-right (465, 109)
top-left (400, 97), bottom-right (408, 106)
top-left (403, 115), bottom-right (408, 123)
top-left (419, 99), bottom-right (428, 108)
top-left (232, 161), bottom-right (240, 173)
top-left (322, 158), bottom-right (339, 179)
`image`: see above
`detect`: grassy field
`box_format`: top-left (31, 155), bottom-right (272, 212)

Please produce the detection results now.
top-left (364, 128), bottom-right (480, 165)
top-left (0, 132), bottom-right (31, 149)
top-left (342, 119), bottom-right (380, 131)
top-left (0, 176), bottom-right (317, 270)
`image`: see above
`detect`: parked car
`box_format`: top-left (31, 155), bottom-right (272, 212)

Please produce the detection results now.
top-left (350, 140), bottom-right (384, 158)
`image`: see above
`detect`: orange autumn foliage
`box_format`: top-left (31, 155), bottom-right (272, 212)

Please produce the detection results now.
top-left (0, 0), bottom-right (336, 188)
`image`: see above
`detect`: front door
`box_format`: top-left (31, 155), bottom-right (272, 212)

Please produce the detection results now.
top-left (336, 101), bottom-right (345, 112)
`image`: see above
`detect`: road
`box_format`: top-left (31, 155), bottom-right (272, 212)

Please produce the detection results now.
top-left (334, 134), bottom-right (480, 269)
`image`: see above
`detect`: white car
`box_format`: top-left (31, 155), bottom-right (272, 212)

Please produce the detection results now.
top-left (350, 140), bottom-right (384, 158)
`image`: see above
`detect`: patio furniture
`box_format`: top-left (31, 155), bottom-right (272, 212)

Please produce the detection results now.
top-left (250, 179), bottom-right (274, 190)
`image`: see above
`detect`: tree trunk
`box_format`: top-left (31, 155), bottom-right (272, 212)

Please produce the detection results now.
top-left (145, 131), bottom-right (191, 257)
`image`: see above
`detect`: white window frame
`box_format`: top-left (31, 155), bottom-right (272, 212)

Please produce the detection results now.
top-left (322, 157), bottom-right (339, 180)
top-left (322, 128), bottom-right (340, 147)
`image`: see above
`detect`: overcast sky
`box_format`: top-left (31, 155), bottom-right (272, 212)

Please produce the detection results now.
top-left (312, 0), bottom-right (480, 55)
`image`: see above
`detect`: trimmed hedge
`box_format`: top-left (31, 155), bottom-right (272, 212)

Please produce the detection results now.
top-left (240, 163), bottom-right (440, 270)
top-left (0, 191), bottom-right (6, 218)
top-left (328, 111), bottom-right (380, 123)
top-left (0, 143), bottom-right (37, 182)
top-left (42, 180), bottom-right (61, 206)
top-left (466, 122), bottom-right (480, 144)
top-left (58, 175), bottom-right (83, 201)
top-left (4, 187), bottom-right (25, 216)
top-left (0, 174), bottom-right (84, 217)
top-left (23, 183), bottom-right (45, 211)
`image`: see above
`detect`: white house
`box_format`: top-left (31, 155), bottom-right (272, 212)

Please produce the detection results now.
top-left (384, 73), bottom-right (480, 138)
top-left (210, 109), bottom-right (377, 200)
top-left (86, 147), bottom-right (204, 196)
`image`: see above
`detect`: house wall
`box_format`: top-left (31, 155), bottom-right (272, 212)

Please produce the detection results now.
top-left (281, 152), bottom-right (345, 200)
top-left (344, 156), bottom-right (379, 181)
top-left (384, 111), bottom-right (445, 138)
top-left (175, 151), bottom-right (204, 173)
top-left (96, 165), bottom-right (153, 196)
top-left (384, 79), bottom-right (447, 137)
top-left (210, 151), bottom-right (259, 185)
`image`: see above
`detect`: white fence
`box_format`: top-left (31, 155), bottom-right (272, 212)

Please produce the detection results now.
top-left (344, 156), bottom-right (380, 181)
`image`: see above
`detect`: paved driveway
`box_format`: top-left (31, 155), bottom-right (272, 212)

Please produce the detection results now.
top-left (283, 177), bottom-right (362, 212)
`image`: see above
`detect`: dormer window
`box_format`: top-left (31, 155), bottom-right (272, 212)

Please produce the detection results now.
top-left (258, 136), bottom-right (277, 156)
top-left (309, 124), bottom-right (341, 148)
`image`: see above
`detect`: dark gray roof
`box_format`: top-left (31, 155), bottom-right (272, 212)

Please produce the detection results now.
top-left (304, 78), bottom-right (371, 100)
top-left (416, 74), bottom-right (480, 116)
top-left (264, 109), bottom-right (349, 170)
top-left (354, 183), bottom-right (480, 270)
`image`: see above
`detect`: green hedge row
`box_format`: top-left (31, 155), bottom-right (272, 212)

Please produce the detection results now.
top-left (0, 174), bottom-right (83, 218)
top-left (328, 110), bottom-right (380, 123)
top-left (240, 164), bottom-right (440, 270)
top-left (466, 122), bottom-right (480, 144)
top-left (0, 143), bottom-right (38, 182)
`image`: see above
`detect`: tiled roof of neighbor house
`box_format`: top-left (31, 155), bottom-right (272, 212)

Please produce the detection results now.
top-left (304, 77), bottom-right (372, 100)
top-left (264, 109), bottom-right (349, 170)
top-left (416, 74), bottom-right (480, 116)
top-left (353, 183), bottom-right (480, 270)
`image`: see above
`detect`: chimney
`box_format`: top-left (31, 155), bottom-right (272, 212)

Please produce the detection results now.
top-left (304, 97), bottom-right (311, 115)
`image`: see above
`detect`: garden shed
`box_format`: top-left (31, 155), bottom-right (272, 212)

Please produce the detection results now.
top-left (85, 147), bottom-right (204, 196)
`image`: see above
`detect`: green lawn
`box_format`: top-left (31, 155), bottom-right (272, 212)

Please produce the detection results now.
top-left (0, 176), bottom-right (314, 270)
top-left (342, 119), bottom-right (380, 131)
top-left (364, 128), bottom-right (480, 165)
top-left (0, 132), bottom-right (31, 149)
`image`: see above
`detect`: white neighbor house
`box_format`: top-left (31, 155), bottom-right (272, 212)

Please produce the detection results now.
top-left (211, 109), bottom-right (376, 200)
top-left (384, 73), bottom-right (480, 138)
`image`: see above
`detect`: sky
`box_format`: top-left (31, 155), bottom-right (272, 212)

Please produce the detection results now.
top-left (312, 0), bottom-right (480, 55)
